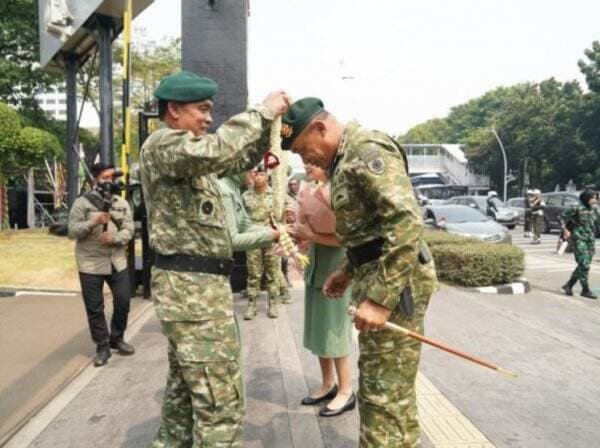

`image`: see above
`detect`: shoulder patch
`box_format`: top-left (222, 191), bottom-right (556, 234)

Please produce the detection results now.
top-left (359, 146), bottom-right (386, 175)
top-left (366, 157), bottom-right (385, 175)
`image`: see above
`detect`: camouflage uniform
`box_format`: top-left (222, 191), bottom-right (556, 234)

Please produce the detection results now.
top-left (140, 105), bottom-right (274, 447)
top-left (560, 204), bottom-right (598, 292)
top-left (242, 188), bottom-right (284, 318)
top-left (329, 120), bottom-right (438, 447)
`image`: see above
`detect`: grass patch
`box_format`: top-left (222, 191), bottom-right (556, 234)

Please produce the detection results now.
top-left (0, 229), bottom-right (78, 289)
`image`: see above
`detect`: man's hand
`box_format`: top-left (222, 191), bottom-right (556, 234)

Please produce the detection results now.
top-left (90, 212), bottom-right (110, 226)
top-left (353, 299), bottom-right (392, 333)
top-left (323, 269), bottom-right (351, 298)
top-left (100, 232), bottom-right (113, 245)
top-left (272, 228), bottom-right (281, 242)
top-left (262, 90), bottom-right (291, 117)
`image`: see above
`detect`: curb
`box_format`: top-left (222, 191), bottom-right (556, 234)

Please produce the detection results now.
top-left (473, 279), bottom-right (531, 295)
top-left (0, 286), bottom-right (79, 298)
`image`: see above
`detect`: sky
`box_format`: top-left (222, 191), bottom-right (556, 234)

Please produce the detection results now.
top-left (134, 0), bottom-right (600, 136)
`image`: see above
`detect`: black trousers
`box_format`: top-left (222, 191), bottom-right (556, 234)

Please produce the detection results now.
top-left (79, 268), bottom-right (131, 350)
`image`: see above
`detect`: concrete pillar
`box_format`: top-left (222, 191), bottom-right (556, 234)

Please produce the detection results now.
top-left (181, 0), bottom-right (248, 128)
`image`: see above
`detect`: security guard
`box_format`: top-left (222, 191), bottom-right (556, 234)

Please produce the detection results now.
top-left (281, 97), bottom-right (438, 447)
top-left (140, 70), bottom-right (289, 447)
top-left (560, 189), bottom-right (599, 299)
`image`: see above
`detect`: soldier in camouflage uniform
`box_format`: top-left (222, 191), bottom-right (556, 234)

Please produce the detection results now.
top-left (140, 70), bottom-right (290, 447)
top-left (242, 166), bottom-right (285, 318)
top-left (560, 189), bottom-right (599, 299)
top-left (282, 98), bottom-right (438, 447)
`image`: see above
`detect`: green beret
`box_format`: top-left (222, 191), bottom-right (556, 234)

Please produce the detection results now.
top-left (281, 97), bottom-right (325, 150)
top-left (153, 70), bottom-right (218, 102)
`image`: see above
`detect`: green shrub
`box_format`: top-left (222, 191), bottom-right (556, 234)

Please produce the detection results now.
top-left (424, 230), bottom-right (524, 287)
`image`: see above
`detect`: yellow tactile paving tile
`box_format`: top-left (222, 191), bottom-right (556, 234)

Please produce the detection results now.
top-left (416, 373), bottom-right (495, 447)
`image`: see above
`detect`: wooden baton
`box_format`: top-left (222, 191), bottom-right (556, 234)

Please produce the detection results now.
top-left (348, 306), bottom-right (517, 378)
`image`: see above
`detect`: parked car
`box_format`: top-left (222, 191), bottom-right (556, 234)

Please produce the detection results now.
top-left (506, 197), bottom-right (526, 225)
top-left (423, 205), bottom-right (512, 244)
top-left (446, 196), bottom-right (518, 229)
top-left (541, 191), bottom-right (600, 237)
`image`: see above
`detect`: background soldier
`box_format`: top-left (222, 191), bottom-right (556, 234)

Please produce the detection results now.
top-left (217, 171), bottom-right (281, 252)
top-left (242, 166), bottom-right (286, 319)
top-left (67, 163), bottom-right (134, 367)
top-left (140, 70), bottom-right (289, 447)
top-left (281, 97), bottom-right (438, 447)
top-left (560, 189), bottom-right (599, 299)
top-left (529, 189), bottom-right (545, 244)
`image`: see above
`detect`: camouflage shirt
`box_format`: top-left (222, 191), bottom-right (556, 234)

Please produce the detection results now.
top-left (242, 188), bottom-right (275, 226)
top-left (140, 106), bottom-right (273, 259)
top-left (140, 105), bottom-right (274, 321)
top-left (560, 205), bottom-right (599, 243)
top-left (329, 120), bottom-right (438, 311)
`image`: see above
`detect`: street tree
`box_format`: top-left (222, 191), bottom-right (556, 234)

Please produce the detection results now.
top-left (0, 0), bottom-right (61, 108)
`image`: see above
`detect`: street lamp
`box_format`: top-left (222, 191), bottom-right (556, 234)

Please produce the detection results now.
top-left (491, 127), bottom-right (508, 203)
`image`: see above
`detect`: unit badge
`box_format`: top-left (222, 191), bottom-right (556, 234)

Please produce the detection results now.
top-left (281, 123), bottom-right (293, 138)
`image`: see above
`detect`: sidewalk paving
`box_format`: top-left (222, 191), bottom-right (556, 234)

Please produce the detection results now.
top-left (9, 286), bottom-right (454, 448)
top-left (0, 291), bottom-right (150, 445)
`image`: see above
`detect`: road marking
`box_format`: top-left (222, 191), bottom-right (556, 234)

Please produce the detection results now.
top-left (351, 329), bottom-right (495, 447)
top-left (14, 291), bottom-right (77, 297)
top-left (4, 302), bottom-right (155, 448)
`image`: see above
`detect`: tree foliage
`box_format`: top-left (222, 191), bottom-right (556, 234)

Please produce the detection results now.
top-left (399, 42), bottom-right (600, 194)
top-left (0, 0), bottom-right (61, 107)
top-left (0, 102), bottom-right (61, 176)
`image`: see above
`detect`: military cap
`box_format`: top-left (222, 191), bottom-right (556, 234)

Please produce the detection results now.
top-left (281, 97), bottom-right (325, 150)
top-left (153, 70), bottom-right (218, 102)
top-left (90, 162), bottom-right (115, 178)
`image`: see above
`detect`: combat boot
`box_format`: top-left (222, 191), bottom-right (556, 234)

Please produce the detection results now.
top-left (561, 283), bottom-right (574, 296)
top-left (581, 289), bottom-right (598, 299)
top-left (562, 278), bottom-right (576, 296)
top-left (244, 298), bottom-right (257, 320)
top-left (280, 290), bottom-right (292, 304)
top-left (267, 297), bottom-right (279, 318)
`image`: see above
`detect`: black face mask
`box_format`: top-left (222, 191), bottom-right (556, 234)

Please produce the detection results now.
top-left (579, 189), bottom-right (598, 208)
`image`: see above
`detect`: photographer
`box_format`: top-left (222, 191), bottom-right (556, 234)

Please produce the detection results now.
top-left (68, 163), bottom-right (135, 367)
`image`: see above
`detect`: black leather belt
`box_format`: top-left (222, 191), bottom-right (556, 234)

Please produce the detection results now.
top-left (154, 253), bottom-right (233, 276)
top-left (347, 237), bottom-right (385, 268)
top-left (346, 237), bottom-right (432, 268)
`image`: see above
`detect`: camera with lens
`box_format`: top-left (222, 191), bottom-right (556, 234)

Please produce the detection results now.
top-left (96, 168), bottom-right (125, 199)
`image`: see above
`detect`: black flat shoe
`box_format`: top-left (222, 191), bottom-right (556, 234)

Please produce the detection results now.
top-left (319, 392), bottom-right (356, 417)
top-left (301, 385), bottom-right (338, 406)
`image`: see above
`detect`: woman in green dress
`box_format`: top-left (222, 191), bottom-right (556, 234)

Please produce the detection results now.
top-left (292, 163), bottom-right (355, 417)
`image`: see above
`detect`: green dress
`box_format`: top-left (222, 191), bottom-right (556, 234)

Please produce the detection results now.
top-left (303, 243), bottom-right (352, 358)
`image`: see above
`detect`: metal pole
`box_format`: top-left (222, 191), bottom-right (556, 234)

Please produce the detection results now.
top-left (64, 53), bottom-right (79, 209)
top-left (491, 127), bottom-right (508, 202)
top-left (97, 16), bottom-right (114, 165)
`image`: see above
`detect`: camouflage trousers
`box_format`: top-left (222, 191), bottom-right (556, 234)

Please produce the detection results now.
top-left (357, 291), bottom-right (431, 448)
top-left (246, 248), bottom-right (280, 300)
top-left (569, 239), bottom-right (595, 289)
top-left (278, 261), bottom-right (291, 302)
top-left (151, 318), bottom-right (244, 448)
top-left (531, 214), bottom-right (544, 240)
